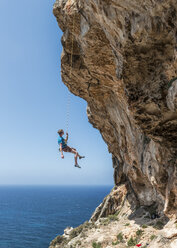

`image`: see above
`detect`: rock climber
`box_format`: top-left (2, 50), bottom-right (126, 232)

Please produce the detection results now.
top-left (58, 129), bottom-right (85, 168)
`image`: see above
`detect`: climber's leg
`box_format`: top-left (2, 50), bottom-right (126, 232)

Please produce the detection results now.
top-left (70, 148), bottom-right (79, 166)
top-left (63, 146), bottom-right (84, 168)
top-left (70, 148), bottom-right (85, 159)
top-left (63, 146), bottom-right (80, 167)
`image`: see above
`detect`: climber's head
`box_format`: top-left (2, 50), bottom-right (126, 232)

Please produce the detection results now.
top-left (58, 129), bottom-right (64, 136)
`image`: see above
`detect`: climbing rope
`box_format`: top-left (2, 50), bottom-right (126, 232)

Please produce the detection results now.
top-left (66, 7), bottom-right (76, 134)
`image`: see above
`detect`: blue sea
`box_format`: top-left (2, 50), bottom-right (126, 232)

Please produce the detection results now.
top-left (0, 185), bottom-right (112, 248)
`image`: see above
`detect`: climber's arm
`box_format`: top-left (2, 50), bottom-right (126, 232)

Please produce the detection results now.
top-left (65, 132), bottom-right (68, 143)
top-left (60, 143), bottom-right (64, 159)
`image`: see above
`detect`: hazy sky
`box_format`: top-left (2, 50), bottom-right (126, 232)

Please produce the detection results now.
top-left (0, 0), bottom-right (113, 185)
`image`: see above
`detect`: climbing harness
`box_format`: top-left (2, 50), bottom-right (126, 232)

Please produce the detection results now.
top-left (65, 7), bottom-right (76, 134)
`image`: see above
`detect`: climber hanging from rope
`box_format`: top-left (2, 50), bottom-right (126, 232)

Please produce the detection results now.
top-left (57, 4), bottom-right (85, 168)
top-left (58, 129), bottom-right (85, 168)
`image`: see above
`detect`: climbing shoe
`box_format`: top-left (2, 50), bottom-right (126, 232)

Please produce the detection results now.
top-left (74, 164), bottom-right (81, 168)
top-left (79, 156), bottom-right (85, 159)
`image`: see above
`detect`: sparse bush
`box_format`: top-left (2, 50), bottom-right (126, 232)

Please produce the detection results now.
top-left (101, 218), bottom-right (109, 225)
top-left (50, 235), bottom-right (66, 246)
top-left (142, 224), bottom-right (148, 229)
top-left (69, 221), bottom-right (95, 239)
top-left (82, 221), bottom-right (89, 228)
top-left (108, 214), bottom-right (118, 221)
top-left (150, 234), bottom-right (156, 240)
top-left (117, 232), bottom-right (123, 242)
top-left (115, 210), bottom-right (120, 216)
top-left (154, 221), bottom-right (164, 230)
top-left (127, 237), bottom-right (137, 246)
top-left (70, 225), bottom-right (83, 239)
top-left (92, 241), bottom-right (101, 248)
top-left (80, 232), bottom-right (86, 238)
top-left (136, 229), bottom-right (144, 236)
top-left (75, 240), bottom-right (82, 246)
top-left (124, 223), bottom-right (130, 226)
top-left (112, 241), bottom-right (119, 245)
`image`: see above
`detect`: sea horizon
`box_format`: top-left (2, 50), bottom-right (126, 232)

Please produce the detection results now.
top-left (0, 184), bottom-right (114, 187)
top-left (0, 185), bottom-right (112, 248)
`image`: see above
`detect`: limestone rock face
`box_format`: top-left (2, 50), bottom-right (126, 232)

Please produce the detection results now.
top-left (49, 187), bottom-right (177, 248)
top-left (53, 0), bottom-right (177, 216)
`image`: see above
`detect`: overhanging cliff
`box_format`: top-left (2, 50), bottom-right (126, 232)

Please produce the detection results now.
top-left (50, 0), bottom-right (177, 247)
top-left (53, 0), bottom-right (177, 217)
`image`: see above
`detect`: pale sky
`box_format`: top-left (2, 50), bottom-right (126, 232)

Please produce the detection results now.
top-left (0, 0), bottom-right (113, 186)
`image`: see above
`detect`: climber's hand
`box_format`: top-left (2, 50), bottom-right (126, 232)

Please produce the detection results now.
top-left (61, 154), bottom-right (64, 159)
top-left (66, 132), bottom-right (68, 136)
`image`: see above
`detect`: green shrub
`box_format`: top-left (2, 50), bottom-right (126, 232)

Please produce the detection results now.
top-left (50, 235), bottom-right (66, 246)
top-left (75, 240), bottom-right (81, 246)
top-left (127, 237), bottom-right (137, 246)
top-left (136, 229), bottom-right (144, 236)
top-left (124, 223), bottom-right (130, 226)
top-left (80, 232), bottom-right (86, 238)
top-left (108, 214), bottom-right (118, 221)
top-left (154, 221), bottom-right (164, 230)
top-left (117, 232), bottom-right (123, 242)
top-left (70, 225), bottom-right (83, 239)
top-left (112, 241), bottom-right (119, 245)
top-left (142, 224), bottom-right (148, 229)
top-left (92, 241), bottom-right (101, 248)
top-left (150, 234), bottom-right (156, 240)
top-left (101, 218), bottom-right (109, 225)
top-left (69, 221), bottom-right (95, 239)
top-left (115, 210), bottom-right (120, 216)
top-left (83, 221), bottom-right (91, 228)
